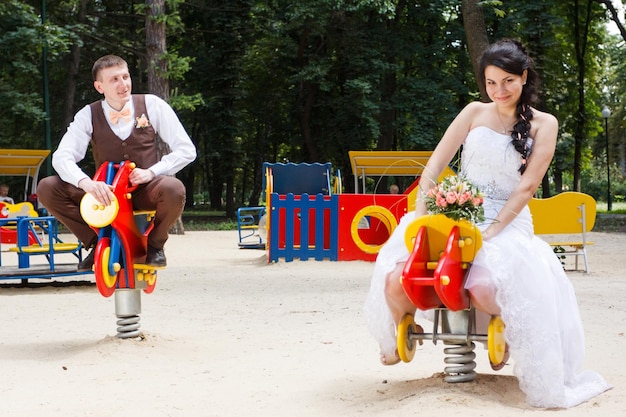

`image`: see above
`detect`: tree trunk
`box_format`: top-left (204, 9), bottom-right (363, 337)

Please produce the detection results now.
top-left (461, 0), bottom-right (490, 101)
top-left (296, 26), bottom-right (319, 162)
top-left (146, 0), bottom-right (184, 234)
top-left (62, 0), bottom-right (89, 130)
top-left (376, 0), bottom-right (406, 153)
top-left (146, 0), bottom-right (168, 100)
top-left (571, 0), bottom-right (594, 192)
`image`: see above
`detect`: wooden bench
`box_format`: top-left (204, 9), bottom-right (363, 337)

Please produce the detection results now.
top-left (528, 192), bottom-right (596, 273)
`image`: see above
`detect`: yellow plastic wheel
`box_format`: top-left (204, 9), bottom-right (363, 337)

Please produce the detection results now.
top-left (397, 314), bottom-right (417, 363)
top-left (488, 315), bottom-right (507, 365)
top-left (100, 246), bottom-right (119, 289)
top-left (94, 238), bottom-right (118, 297)
top-left (80, 192), bottom-right (119, 228)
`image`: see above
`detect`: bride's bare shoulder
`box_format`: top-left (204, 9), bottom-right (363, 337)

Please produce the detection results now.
top-left (531, 107), bottom-right (558, 128)
top-left (530, 107), bottom-right (558, 139)
top-left (457, 101), bottom-right (492, 121)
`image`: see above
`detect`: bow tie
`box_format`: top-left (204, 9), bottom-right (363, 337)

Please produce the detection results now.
top-left (109, 108), bottom-right (131, 124)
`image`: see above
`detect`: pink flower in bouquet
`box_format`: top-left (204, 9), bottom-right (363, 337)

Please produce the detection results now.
top-left (424, 175), bottom-right (485, 223)
top-left (458, 191), bottom-right (471, 205)
top-left (446, 191), bottom-right (458, 205)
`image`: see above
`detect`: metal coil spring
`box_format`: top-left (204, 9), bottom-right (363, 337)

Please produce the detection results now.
top-left (443, 341), bottom-right (477, 383)
top-left (116, 315), bottom-right (142, 339)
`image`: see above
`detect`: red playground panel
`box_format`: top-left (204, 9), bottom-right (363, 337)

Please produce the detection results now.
top-left (337, 194), bottom-right (408, 261)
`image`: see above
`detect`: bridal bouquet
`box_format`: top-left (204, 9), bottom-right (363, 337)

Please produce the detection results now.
top-left (424, 175), bottom-right (485, 223)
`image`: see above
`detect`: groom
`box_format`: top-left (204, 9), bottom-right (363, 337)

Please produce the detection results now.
top-left (38, 55), bottom-right (196, 271)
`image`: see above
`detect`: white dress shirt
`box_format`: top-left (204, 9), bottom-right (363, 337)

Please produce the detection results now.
top-left (52, 94), bottom-right (196, 187)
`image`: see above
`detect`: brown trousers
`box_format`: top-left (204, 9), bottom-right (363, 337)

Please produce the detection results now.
top-left (38, 175), bottom-right (186, 249)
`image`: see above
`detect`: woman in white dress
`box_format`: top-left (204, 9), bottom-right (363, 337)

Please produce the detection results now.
top-left (364, 39), bottom-right (610, 408)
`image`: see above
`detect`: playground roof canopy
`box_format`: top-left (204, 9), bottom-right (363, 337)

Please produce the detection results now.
top-left (0, 148), bottom-right (50, 197)
top-left (348, 150), bottom-right (435, 193)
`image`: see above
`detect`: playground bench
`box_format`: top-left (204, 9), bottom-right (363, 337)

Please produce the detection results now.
top-left (528, 192), bottom-right (596, 273)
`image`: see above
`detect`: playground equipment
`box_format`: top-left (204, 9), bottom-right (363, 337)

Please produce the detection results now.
top-left (237, 206), bottom-right (266, 249)
top-left (259, 152), bottom-right (456, 262)
top-left (236, 162), bottom-right (336, 256)
top-left (263, 162), bottom-right (337, 261)
top-left (348, 150), bottom-right (439, 194)
top-left (0, 149), bottom-right (89, 282)
top-left (528, 192), bottom-right (596, 272)
top-left (80, 161), bottom-right (162, 338)
top-left (395, 214), bottom-right (507, 382)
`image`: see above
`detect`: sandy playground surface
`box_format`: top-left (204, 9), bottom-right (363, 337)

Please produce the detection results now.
top-left (0, 230), bottom-right (624, 416)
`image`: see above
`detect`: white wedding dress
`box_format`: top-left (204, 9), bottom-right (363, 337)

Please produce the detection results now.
top-left (364, 126), bottom-right (611, 408)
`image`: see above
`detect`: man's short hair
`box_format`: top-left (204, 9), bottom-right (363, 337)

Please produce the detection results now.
top-left (92, 55), bottom-right (128, 81)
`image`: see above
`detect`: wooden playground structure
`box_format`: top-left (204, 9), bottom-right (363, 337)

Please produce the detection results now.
top-left (237, 151), bottom-right (454, 263)
top-left (0, 149), bottom-right (89, 281)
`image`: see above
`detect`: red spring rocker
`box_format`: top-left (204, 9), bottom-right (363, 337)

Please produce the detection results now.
top-left (396, 214), bottom-right (508, 380)
top-left (400, 216), bottom-right (477, 311)
top-left (79, 161), bottom-right (162, 297)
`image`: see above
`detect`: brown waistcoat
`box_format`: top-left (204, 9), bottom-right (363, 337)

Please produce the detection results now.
top-left (89, 95), bottom-right (158, 169)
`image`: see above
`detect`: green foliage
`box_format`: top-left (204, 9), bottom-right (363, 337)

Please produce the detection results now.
top-left (552, 245), bottom-right (566, 267)
top-left (169, 88), bottom-right (204, 112)
top-left (0, 1), bottom-right (73, 148)
top-left (2, 0), bottom-right (624, 214)
top-left (580, 159), bottom-right (626, 203)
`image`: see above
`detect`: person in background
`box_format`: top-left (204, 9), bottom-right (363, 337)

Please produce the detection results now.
top-left (389, 184), bottom-right (400, 194)
top-left (38, 55), bottom-right (196, 271)
top-left (0, 184), bottom-right (14, 204)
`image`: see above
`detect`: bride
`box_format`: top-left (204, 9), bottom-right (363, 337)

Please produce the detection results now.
top-left (364, 39), bottom-right (610, 408)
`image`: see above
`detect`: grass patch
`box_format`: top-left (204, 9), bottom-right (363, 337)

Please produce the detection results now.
top-left (596, 201), bottom-right (626, 214)
top-left (183, 219), bottom-right (238, 231)
top-left (181, 209), bottom-right (237, 231)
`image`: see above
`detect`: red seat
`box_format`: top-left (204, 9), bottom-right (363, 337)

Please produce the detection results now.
top-left (401, 224), bottom-right (471, 311)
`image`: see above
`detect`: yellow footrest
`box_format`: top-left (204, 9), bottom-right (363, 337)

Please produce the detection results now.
top-left (133, 263), bottom-right (163, 286)
top-left (8, 243), bottom-right (80, 254)
top-left (133, 263), bottom-right (166, 271)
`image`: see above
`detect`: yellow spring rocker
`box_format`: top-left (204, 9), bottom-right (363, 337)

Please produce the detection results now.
top-left (397, 214), bottom-right (507, 383)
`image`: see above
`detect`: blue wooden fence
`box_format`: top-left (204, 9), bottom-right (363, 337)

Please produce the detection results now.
top-left (269, 193), bottom-right (338, 262)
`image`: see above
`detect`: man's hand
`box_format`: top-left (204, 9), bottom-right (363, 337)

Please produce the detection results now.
top-left (129, 167), bottom-right (156, 186)
top-left (78, 178), bottom-right (115, 206)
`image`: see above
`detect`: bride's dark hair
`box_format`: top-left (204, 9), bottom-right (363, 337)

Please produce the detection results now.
top-left (479, 39), bottom-right (538, 174)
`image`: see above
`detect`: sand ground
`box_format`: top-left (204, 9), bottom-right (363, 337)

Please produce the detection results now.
top-left (0, 230), bottom-right (623, 416)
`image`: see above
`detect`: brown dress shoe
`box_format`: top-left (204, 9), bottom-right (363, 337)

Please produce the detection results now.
top-left (77, 248), bottom-right (95, 272)
top-left (145, 246), bottom-right (167, 267)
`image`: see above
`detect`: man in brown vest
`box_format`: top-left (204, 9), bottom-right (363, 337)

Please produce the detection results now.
top-left (38, 55), bottom-right (196, 271)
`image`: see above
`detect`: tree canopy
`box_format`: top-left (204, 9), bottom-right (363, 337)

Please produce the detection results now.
top-left (2, 0), bottom-right (625, 215)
